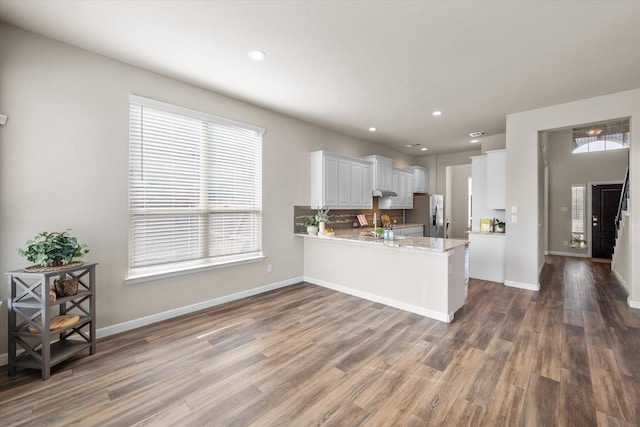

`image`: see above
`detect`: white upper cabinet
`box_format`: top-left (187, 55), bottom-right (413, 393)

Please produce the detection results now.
top-left (485, 149), bottom-right (506, 210)
top-left (379, 168), bottom-right (414, 209)
top-left (361, 155), bottom-right (393, 193)
top-left (310, 151), bottom-right (373, 209)
top-left (405, 166), bottom-right (429, 193)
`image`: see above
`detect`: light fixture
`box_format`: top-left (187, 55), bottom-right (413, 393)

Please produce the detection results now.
top-left (586, 126), bottom-right (603, 136)
top-left (470, 139), bottom-right (480, 144)
top-left (369, 127), bottom-right (377, 132)
top-left (421, 147), bottom-right (428, 151)
top-left (405, 144), bottom-right (413, 148)
top-left (432, 111), bottom-right (442, 117)
top-left (248, 50), bottom-right (267, 61)
top-left (469, 131), bottom-right (486, 138)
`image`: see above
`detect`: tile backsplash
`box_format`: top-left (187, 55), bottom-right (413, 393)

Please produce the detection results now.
top-left (294, 199), bottom-right (404, 234)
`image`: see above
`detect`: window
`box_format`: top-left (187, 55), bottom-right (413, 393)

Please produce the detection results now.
top-left (128, 95), bottom-right (264, 281)
top-left (572, 119), bottom-right (630, 154)
top-left (571, 185), bottom-right (585, 248)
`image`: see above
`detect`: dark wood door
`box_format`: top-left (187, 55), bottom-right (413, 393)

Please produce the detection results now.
top-left (591, 184), bottom-right (622, 259)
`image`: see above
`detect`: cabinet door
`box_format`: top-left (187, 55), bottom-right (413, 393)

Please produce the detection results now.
top-left (362, 163), bottom-right (373, 208)
top-left (402, 172), bottom-right (414, 208)
top-left (324, 156), bottom-right (339, 207)
top-left (350, 161), bottom-right (363, 207)
top-left (382, 159), bottom-right (393, 191)
top-left (338, 159), bottom-right (351, 206)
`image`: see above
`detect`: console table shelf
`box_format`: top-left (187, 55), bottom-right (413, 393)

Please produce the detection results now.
top-left (6, 262), bottom-right (97, 380)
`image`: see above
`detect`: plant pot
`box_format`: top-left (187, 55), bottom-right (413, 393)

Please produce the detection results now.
top-left (318, 222), bottom-right (326, 235)
top-left (54, 277), bottom-right (79, 297)
top-left (495, 225), bottom-right (505, 233)
top-left (307, 225), bottom-right (319, 235)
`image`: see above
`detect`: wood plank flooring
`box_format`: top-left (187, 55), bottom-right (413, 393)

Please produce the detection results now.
top-left (1, 255), bottom-right (639, 426)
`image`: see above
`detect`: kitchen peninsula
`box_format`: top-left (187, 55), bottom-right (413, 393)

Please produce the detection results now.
top-left (299, 230), bottom-right (469, 322)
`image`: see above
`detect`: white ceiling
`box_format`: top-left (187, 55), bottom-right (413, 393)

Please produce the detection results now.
top-left (1, 0), bottom-right (639, 155)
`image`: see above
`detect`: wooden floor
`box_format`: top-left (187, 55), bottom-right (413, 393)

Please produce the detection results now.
top-left (1, 255), bottom-right (639, 426)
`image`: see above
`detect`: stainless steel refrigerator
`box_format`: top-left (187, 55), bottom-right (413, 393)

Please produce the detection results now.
top-left (405, 194), bottom-right (445, 238)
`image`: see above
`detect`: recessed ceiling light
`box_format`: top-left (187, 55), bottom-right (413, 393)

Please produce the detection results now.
top-left (469, 131), bottom-right (486, 138)
top-left (432, 111), bottom-right (442, 117)
top-left (405, 144), bottom-right (413, 147)
top-left (369, 127), bottom-right (377, 132)
top-left (421, 147), bottom-right (428, 151)
top-left (248, 50), bottom-right (266, 61)
top-left (470, 139), bottom-right (481, 143)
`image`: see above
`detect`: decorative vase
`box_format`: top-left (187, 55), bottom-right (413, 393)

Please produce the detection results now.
top-left (307, 225), bottom-right (319, 235)
top-left (318, 222), bottom-right (326, 235)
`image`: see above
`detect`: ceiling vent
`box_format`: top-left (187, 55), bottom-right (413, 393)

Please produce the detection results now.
top-left (469, 131), bottom-right (486, 138)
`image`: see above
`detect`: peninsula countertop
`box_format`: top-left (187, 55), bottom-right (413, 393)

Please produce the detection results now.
top-left (296, 229), bottom-right (468, 252)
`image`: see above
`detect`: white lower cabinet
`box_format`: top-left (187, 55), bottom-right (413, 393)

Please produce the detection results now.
top-left (310, 151), bottom-right (373, 209)
top-left (395, 226), bottom-right (424, 237)
top-left (469, 232), bottom-right (505, 283)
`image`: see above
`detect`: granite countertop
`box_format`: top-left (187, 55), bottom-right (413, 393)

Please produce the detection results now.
top-left (297, 229), bottom-right (468, 253)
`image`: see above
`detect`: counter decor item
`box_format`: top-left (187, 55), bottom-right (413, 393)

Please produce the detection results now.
top-left (315, 208), bottom-right (330, 234)
top-left (494, 219), bottom-right (505, 233)
top-left (18, 230), bottom-right (90, 272)
top-left (305, 217), bottom-right (319, 235)
top-left (374, 227), bottom-right (384, 239)
top-left (480, 218), bottom-right (492, 233)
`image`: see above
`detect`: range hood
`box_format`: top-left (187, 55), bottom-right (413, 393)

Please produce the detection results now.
top-left (373, 189), bottom-right (397, 197)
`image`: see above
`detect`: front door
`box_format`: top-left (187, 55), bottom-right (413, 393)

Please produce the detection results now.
top-left (591, 184), bottom-right (622, 259)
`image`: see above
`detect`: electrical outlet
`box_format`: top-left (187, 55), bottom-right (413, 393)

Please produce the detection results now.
top-left (267, 264), bottom-right (272, 273)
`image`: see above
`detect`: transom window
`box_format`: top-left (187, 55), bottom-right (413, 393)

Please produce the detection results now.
top-left (572, 119), bottom-right (630, 154)
top-left (128, 95), bottom-right (264, 281)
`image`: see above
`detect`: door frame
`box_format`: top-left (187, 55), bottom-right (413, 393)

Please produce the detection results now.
top-left (586, 180), bottom-right (624, 258)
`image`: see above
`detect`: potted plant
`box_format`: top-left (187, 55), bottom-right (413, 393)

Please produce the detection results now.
top-left (315, 208), bottom-right (330, 234)
top-left (18, 230), bottom-right (90, 270)
top-left (494, 219), bottom-right (505, 233)
top-left (305, 217), bottom-right (319, 235)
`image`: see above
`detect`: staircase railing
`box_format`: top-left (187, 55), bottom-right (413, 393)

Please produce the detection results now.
top-left (616, 167), bottom-right (629, 231)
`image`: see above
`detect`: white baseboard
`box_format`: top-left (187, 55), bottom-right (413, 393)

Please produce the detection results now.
top-left (304, 275), bottom-right (453, 323)
top-left (96, 277), bottom-right (303, 339)
top-left (628, 298), bottom-right (640, 310)
top-left (505, 280), bottom-right (540, 291)
top-left (612, 269), bottom-right (629, 293)
top-left (0, 277), bottom-right (303, 367)
top-left (547, 251), bottom-right (590, 258)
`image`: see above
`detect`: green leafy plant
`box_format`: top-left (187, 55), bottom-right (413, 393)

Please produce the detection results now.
top-left (494, 219), bottom-right (505, 229)
top-left (305, 217), bottom-right (319, 226)
top-left (18, 230), bottom-right (90, 267)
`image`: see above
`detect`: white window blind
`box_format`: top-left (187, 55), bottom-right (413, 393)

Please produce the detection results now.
top-left (128, 95), bottom-right (263, 276)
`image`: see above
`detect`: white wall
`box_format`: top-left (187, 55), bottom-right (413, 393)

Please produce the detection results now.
top-left (0, 23), bottom-right (415, 355)
top-left (505, 88), bottom-right (640, 305)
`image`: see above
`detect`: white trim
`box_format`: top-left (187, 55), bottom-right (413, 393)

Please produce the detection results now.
top-left (628, 298), bottom-right (640, 310)
top-left (304, 275), bottom-right (454, 323)
top-left (612, 269), bottom-right (629, 292)
top-left (125, 255), bottom-right (265, 285)
top-left (0, 277), bottom-right (303, 366)
top-left (129, 94), bottom-right (265, 134)
top-left (505, 280), bottom-right (540, 291)
top-left (546, 251), bottom-right (591, 258)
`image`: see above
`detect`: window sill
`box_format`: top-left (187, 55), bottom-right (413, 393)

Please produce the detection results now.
top-left (125, 255), bottom-right (265, 285)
